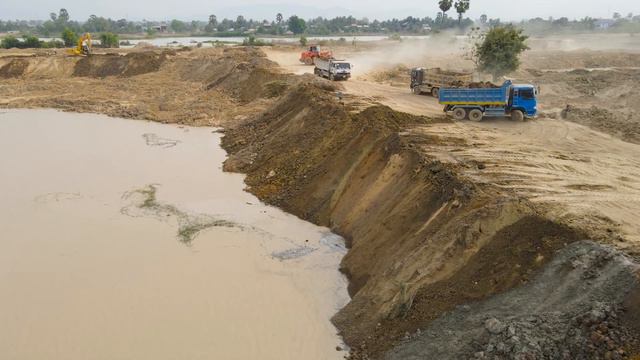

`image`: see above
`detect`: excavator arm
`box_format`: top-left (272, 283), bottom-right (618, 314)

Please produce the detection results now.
top-left (67, 33), bottom-right (92, 56)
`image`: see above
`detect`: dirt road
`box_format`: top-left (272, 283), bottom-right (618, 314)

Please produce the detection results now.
top-left (413, 118), bottom-right (640, 249)
top-left (264, 48), bottom-right (444, 117)
top-left (263, 45), bottom-right (640, 254)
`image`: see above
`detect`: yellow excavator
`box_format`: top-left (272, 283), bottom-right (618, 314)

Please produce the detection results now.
top-left (67, 33), bottom-right (92, 56)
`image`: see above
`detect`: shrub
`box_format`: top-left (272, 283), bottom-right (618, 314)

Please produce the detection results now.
top-left (100, 32), bottom-right (119, 48)
top-left (61, 28), bottom-right (77, 47)
top-left (1, 35), bottom-right (21, 49)
top-left (22, 35), bottom-right (42, 48)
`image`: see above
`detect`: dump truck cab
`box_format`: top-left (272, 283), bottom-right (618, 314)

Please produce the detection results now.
top-left (509, 84), bottom-right (538, 117)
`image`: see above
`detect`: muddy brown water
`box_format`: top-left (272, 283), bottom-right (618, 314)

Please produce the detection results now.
top-left (0, 109), bottom-right (348, 360)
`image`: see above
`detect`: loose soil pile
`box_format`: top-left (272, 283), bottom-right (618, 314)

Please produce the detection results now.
top-left (386, 241), bottom-right (640, 360)
top-left (73, 51), bottom-right (167, 78)
top-left (0, 58), bottom-right (29, 78)
top-left (0, 47), bottom-right (292, 126)
top-left (520, 66), bottom-right (640, 144)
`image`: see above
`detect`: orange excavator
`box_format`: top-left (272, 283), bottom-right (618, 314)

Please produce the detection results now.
top-left (299, 45), bottom-right (333, 65)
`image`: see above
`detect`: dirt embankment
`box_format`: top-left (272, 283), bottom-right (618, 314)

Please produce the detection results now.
top-left (221, 81), bottom-right (640, 359)
top-left (3, 45), bottom-right (640, 359)
top-left (0, 47), bottom-right (293, 126)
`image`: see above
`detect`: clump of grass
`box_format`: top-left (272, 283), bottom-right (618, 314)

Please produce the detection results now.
top-left (137, 184), bottom-right (158, 208)
top-left (177, 219), bottom-right (237, 244)
top-left (122, 184), bottom-right (241, 245)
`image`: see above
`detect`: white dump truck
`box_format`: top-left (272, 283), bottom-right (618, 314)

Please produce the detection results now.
top-left (313, 58), bottom-right (352, 81)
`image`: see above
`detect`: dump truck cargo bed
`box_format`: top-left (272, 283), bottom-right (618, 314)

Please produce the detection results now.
top-left (439, 82), bottom-right (510, 106)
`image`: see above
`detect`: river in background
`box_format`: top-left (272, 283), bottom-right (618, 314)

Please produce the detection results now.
top-left (0, 109), bottom-right (348, 360)
top-left (121, 35), bottom-right (432, 47)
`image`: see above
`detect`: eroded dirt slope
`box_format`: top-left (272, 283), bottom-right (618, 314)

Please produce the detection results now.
top-left (220, 79), bottom-right (640, 359)
top-left (0, 47), bottom-right (293, 125)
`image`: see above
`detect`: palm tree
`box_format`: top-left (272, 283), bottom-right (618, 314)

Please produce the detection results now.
top-left (454, 0), bottom-right (470, 24)
top-left (438, 0), bottom-right (453, 24)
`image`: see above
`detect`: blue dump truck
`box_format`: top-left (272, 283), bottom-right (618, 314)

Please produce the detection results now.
top-left (439, 80), bottom-right (538, 122)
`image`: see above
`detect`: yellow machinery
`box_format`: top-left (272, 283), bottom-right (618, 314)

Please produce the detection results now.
top-left (67, 33), bottom-right (92, 56)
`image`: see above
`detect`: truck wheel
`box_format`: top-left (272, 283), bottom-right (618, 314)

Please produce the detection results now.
top-left (511, 110), bottom-right (524, 122)
top-left (304, 58), bottom-right (313, 65)
top-left (452, 108), bottom-right (467, 121)
top-left (329, 74), bottom-right (335, 81)
top-left (469, 109), bottom-right (483, 122)
top-left (431, 87), bottom-right (440, 98)
top-left (412, 86), bottom-right (421, 95)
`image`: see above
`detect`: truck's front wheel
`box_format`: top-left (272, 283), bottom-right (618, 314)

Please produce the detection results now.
top-left (452, 108), bottom-right (467, 121)
top-left (412, 86), bottom-right (421, 95)
top-left (511, 110), bottom-right (524, 122)
top-left (469, 109), bottom-right (483, 122)
top-left (431, 87), bottom-right (440, 98)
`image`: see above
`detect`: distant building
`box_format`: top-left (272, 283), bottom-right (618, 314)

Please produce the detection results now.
top-left (153, 24), bottom-right (168, 32)
top-left (594, 19), bottom-right (615, 30)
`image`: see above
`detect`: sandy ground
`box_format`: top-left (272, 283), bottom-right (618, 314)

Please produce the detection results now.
top-left (262, 41), bottom-right (640, 255)
top-left (3, 35), bottom-right (640, 359)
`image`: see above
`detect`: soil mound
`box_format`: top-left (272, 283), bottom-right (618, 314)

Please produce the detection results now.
top-left (385, 241), bottom-right (640, 359)
top-left (73, 51), bottom-right (166, 78)
top-left (562, 105), bottom-right (640, 144)
top-left (221, 80), bottom-right (621, 359)
top-left (122, 52), bottom-right (166, 76)
top-left (468, 81), bottom-right (499, 88)
top-left (180, 47), bottom-right (289, 103)
top-left (0, 58), bottom-right (29, 78)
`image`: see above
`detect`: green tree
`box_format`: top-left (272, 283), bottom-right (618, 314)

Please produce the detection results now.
top-left (476, 25), bottom-right (529, 80)
top-left (236, 15), bottom-right (246, 29)
top-left (1, 35), bottom-right (21, 49)
top-left (58, 8), bottom-right (70, 23)
top-left (288, 15), bottom-right (306, 34)
top-left (61, 28), bottom-right (78, 47)
top-left (438, 0), bottom-right (453, 23)
top-left (480, 14), bottom-right (488, 25)
top-left (454, 0), bottom-right (470, 24)
top-left (100, 32), bottom-right (119, 48)
top-left (276, 13), bottom-right (283, 24)
top-left (170, 19), bottom-right (187, 33)
top-left (22, 35), bottom-right (42, 48)
top-left (299, 35), bottom-right (307, 46)
top-left (205, 15), bottom-right (217, 33)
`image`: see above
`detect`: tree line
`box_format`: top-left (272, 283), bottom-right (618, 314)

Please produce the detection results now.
top-left (0, 6), bottom-right (478, 38)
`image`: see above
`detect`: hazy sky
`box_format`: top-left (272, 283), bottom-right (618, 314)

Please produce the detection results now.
top-left (1, 0), bottom-right (638, 21)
